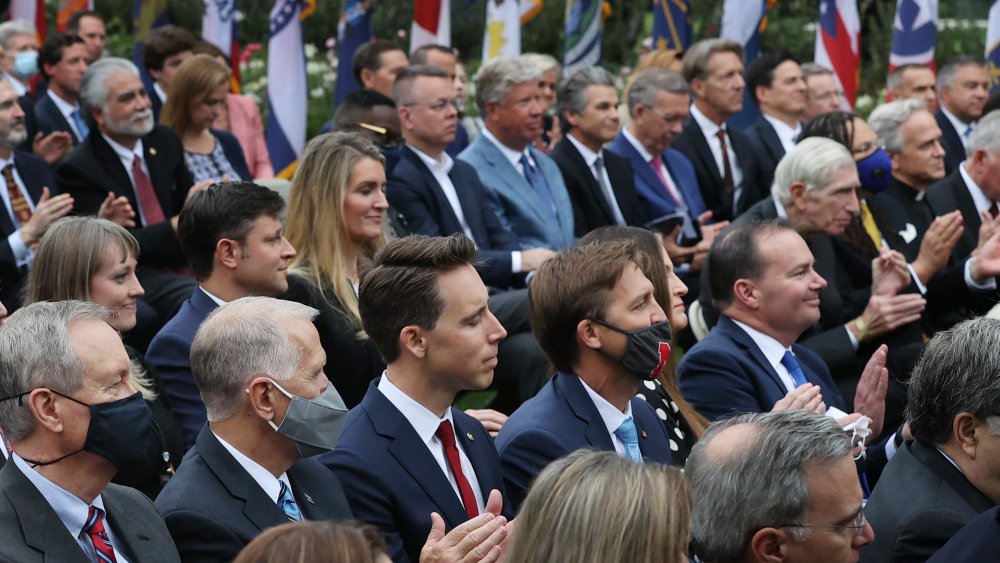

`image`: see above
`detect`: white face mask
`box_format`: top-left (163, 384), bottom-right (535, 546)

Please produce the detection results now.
top-left (843, 416), bottom-right (871, 460)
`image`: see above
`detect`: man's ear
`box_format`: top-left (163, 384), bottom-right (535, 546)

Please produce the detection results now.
top-left (953, 412), bottom-right (983, 459)
top-left (788, 181), bottom-right (808, 210)
top-left (25, 389), bottom-right (65, 434)
top-left (216, 238), bottom-right (241, 270)
top-left (748, 527), bottom-right (793, 562)
top-left (399, 325), bottom-right (427, 358)
top-left (246, 375), bottom-right (277, 422)
top-left (577, 319), bottom-right (603, 351)
top-left (732, 279), bottom-right (759, 309)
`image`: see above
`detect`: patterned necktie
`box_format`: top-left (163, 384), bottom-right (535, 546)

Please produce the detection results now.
top-left (436, 419), bottom-right (479, 519)
top-left (71, 109), bottom-right (90, 142)
top-left (593, 155), bottom-right (626, 225)
top-left (277, 481), bottom-right (303, 522)
top-left (780, 350), bottom-right (809, 387)
top-left (131, 155), bottom-right (166, 225)
top-left (519, 154), bottom-right (558, 217)
top-left (84, 506), bottom-right (117, 563)
top-left (2, 164), bottom-right (30, 225)
top-left (613, 417), bottom-right (643, 463)
top-left (715, 128), bottom-right (735, 192)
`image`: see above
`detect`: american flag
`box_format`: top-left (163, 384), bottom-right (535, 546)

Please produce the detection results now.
top-left (814, 0), bottom-right (860, 110)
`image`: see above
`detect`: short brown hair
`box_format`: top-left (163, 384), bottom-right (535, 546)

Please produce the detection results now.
top-left (142, 25), bottom-right (196, 72)
top-left (359, 234), bottom-right (477, 363)
top-left (233, 521), bottom-right (387, 563)
top-left (529, 240), bottom-right (638, 372)
top-left (161, 54), bottom-right (230, 137)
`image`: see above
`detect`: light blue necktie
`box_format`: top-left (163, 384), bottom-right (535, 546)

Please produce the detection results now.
top-left (613, 417), bottom-right (643, 463)
top-left (519, 153), bottom-right (558, 217)
top-left (277, 481), bottom-right (303, 522)
top-left (70, 109), bottom-right (89, 142)
top-left (963, 124), bottom-right (973, 140)
top-left (780, 350), bottom-right (809, 387)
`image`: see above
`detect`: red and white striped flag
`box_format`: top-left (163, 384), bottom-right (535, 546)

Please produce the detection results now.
top-left (815, 0), bottom-right (860, 110)
top-left (411, 0), bottom-right (451, 52)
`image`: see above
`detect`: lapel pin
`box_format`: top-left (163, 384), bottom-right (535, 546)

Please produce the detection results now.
top-left (466, 432), bottom-right (474, 441)
top-left (149, 147), bottom-right (157, 156)
top-left (640, 431), bottom-right (647, 438)
top-left (303, 492), bottom-right (314, 504)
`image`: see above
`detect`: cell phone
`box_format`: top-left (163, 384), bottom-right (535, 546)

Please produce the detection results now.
top-left (645, 211), bottom-right (703, 247)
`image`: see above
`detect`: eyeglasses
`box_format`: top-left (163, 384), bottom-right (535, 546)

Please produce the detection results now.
top-left (776, 507), bottom-right (867, 537)
top-left (643, 106), bottom-right (687, 126)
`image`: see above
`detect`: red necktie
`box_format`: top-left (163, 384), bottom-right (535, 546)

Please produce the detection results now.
top-left (131, 155), bottom-right (166, 225)
top-left (990, 201), bottom-right (999, 220)
top-left (715, 129), bottom-right (735, 192)
top-left (2, 164), bottom-right (30, 224)
top-left (436, 420), bottom-right (478, 519)
top-left (649, 154), bottom-right (678, 206)
top-left (84, 506), bottom-right (118, 562)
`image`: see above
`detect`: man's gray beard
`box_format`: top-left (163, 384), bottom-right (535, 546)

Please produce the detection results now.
top-left (0, 126), bottom-right (27, 150)
top-left (106, 111), bottom-right (154, 138)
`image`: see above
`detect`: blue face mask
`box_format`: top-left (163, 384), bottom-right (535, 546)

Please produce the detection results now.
top-left (857, 148), bottom-right (892, 193)
top-left (12, 50), bottom-right (37, 80)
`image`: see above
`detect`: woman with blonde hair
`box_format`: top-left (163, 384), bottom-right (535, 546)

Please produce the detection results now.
top-left (234, 521), bottom-right (390, 563)
top-left (160, 53), bottom-right (251, 182)
top-left (24, 216), bottom-right (186, 498)
top-left (505, 449), bottom-right (692, 563)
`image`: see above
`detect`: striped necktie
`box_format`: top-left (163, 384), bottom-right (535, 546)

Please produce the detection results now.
top-left (84, 506), bottom-right (117, 563)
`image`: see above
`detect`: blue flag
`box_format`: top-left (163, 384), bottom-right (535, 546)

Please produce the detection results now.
top-left (652, 0), bottom-right (691, 51)
top-left (334, 0), bottom-right (374, 107)
top-left (987, 1), bottom-right (1000, 93)
top-left (564, 0), bottom-right (602, 73)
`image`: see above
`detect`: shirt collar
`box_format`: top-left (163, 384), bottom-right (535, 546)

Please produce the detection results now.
top-left (153, 82), bottom-right (168, 104)
top-left (101, 132), bottom-right (144, 163)
top-left (762, 113), bottom-right (802, 150)
top-left (565, 133), bottom-right (601, 167)
top-left (407, 143), bottom-right (454, 175)
top-left (622, 126), bottom-right (655, 162)
top-left (959, 162), bottom-right (992, 213)
top-left (576, 374), bottom-right (633, 437)
top-left (941, 105), bottom-right (973, 135)
top-left (480, 127), bottom-right (532, 169)
top-left (198, 286), bottom-right (227, 307)
top-left (690, 103), bottom-right (723, 137)
top-left (46, 89), bottom-right (79, 117)
top-left (11, 452), bottom-right (106, 540)
top-left (212, 430), bottom-right (291, 503)
top-left (730, 318), bottom-right (791, 373)
top-left (377, 371), bottom-right (455, 447)
top-left (772, 195), bottom-right (789, 218)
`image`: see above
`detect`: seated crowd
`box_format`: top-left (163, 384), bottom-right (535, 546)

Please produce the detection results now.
top-left (0, 11), bottom-right (999, 562)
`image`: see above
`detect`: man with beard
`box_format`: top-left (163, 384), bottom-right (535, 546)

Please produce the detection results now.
top-left (56, 57), bottom-right (211, 339)
top-left (0, 78), bottom-right (72, 311)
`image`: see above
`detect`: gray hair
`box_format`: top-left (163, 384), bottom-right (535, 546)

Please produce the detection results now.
top-left (967, 110), bottom-right (1000, 157)
top-left (474, 55), bottom-right (541, 116)
top-left (80, 57), bottom-right (141, 118)
top-left (681, 38), bottom-right (744, 83)
top-left (686, 410), bottom-right (852, 563)
top-left (907, 317), bottom-right (1000, 446)
top-left (0, 19), bottom-right (35, 51)
top-left (522, 53), bottom-right (561, 75)
top-left (886, 64), bottom-right (927, 94)
top-left (190, 297), bottom-right (319, 421)
top-left (800, 62), bottom-right (833, 81)
top-left (772, 136), bottom-right (855, 203)
top-left (868, 98), bottom-right (927, 154)
top-left (626, 68), bottom-right (690, 117)
top-left (937, 56), bottom-right (984, 90)
top-left (0, 301), bottom-right (112, 441)
top-left (556, 66), bottom-right (615, 131)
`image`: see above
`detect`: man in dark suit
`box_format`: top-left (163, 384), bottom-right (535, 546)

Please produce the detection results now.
top-left (674, 38), bottom-right (766, 221)
top-left (0, 301), bottom-right (180, 562)
top-left (862, 317), bottom-right (1000, 562)
top-left (35, 33), bottom-right (89, 146)
top-left (550, 66), bottom-right (643, 236)
top-left (409, 44), bottom-right (469, 159)
top-left (745, 52), bottom-right (807, 193)
top-left (886, 63), bottom-right (938, 113)
top-left (146, 181), bottom-right (294, 447)
top-left (155, 297), bottom-right (352, 561)
top-left (496, 239), bottom-right (676, 510)
top-left (140, 25), bottom-right (195, 121)
top-left (934, 56), bottom-right (988, 176)
top-left (323, 234), bottom-right (513, 563)
top-left (927, 506), bottom-right (1000, 562)
top-left (0, 79), bottom-right (73, 311)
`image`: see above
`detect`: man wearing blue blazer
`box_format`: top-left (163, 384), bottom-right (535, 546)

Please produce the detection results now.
top-left (35, 33), bottom-right (90, 146)
top-left (496, 240), bottom-right (676, 510)
top-left (458, 55), bottom-right (575, 250)
top-left (323, 234), bottom-right (513, 563)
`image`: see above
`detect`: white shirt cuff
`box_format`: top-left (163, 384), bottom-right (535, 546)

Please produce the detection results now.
top-left (511, 251), bottom-right (522, 274)
top-left (965, 257), bottom-right (997, 290)
top-left (845, 324), bottom-right (860, 350)
top-left (8, 230), bottom-right (31, 268)
top-left (906, 264), bottom-right (927, 295)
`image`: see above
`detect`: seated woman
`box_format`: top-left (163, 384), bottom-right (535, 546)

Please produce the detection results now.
top-left (24, 217), bottom-right (187, 499)
top-left (235, 521), bottom-right (389, 563)
top-left (160, 54), bottom-right (252, 183)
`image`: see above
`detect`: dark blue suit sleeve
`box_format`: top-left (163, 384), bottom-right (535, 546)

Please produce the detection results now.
top-left (497, 427), bottom-right (571, 511)
top-left (161, 509), bottom-right (245, 563)
top-left (145, 331), bottom-right (205, 448)
top-left (677, 347), bottom-right (773, 420)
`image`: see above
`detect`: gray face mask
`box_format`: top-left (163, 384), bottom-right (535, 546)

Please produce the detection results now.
top-left (266, 380), bottom-right (349, 458)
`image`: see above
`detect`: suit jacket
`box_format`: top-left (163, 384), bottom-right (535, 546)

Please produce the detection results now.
top-left (677, 316), bottom-right (846, 420)
top-left (673, 115), bottom-right (766, 221)
top-left (861, 440), bottom-right (994, 563)
top-left (155, 426), bottom-right (352, 563)
top-left (150, 89), bottom-right (164, 123)
top-left (744, 116), bottom-right (788, 195)
top-left (56, 124), bottom-right (193, 270)
top-left (926, 506), bottom-right (1000, 563)
top-left (935, 108), bottom-right (966, 176)
top-left (495, 371), bottom-right (675, 511)
top-left (0, 460), bottom-right (180, 562)
top-left (549, 136), bottom-right (643, 236)
top-left (145, 287), bottom-right (219, 448)
top-left (218, 93), bottom-right (273, 178)
top-left (210, 128), bottom-right (253, 182)
top-left (387, 145), bottom-right (521, 288)
top-left (927, 168), bottom-right (987, 268)
top-left (606, 130), bottom-right (707, 223)
top-left (33, 93), bottom-right (83, 144)
top-left (322, 379), bottom-right (511, 563)
top-left (0, 151), bottom-right (56, 311)
top-left (458, 133), bottom-right (575, 250)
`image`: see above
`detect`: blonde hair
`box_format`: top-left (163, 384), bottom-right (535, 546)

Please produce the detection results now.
top-left (286, 132), bottom-right (388, 330)
top-left (505, 450), bottom-right (692, 563)
top-left (160, 53), bottom-right (230, 137)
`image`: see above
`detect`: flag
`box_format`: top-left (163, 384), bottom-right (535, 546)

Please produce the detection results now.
top-left (815, 0), bottom-right (860, 110)
top-left (411, 0), bottom-right (450, 51)
top-left (9, 0), bottom-right (46, 42)
top-left (521, 0), bottom-right (543, 23)
top-left (652, 0), bottom-right (691, 52)
top-left (483, 0), bottom-right (520, 62)
top-left (988, 1), bottom-right (1000, 92)
top-left (889, 0), bottom-right (937, 72)
top-left (334, 0), bottom-right (373, 107)
top-left (267, 0), bottom-right (313, 178)
top-left (721, 0), bottom-right (769, 131)
top-left (563, 0), bottom-right (602, 73)
top-left (132, 0), bottom-right (169, 95)
top-left (203, 0), bottom-right (241, 92)
top-left (57, 0), bottom-right (94, 31)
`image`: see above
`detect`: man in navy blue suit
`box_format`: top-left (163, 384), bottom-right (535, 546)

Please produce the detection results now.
top-left (934, 56), bottom-right (988, 176)
top-left (323, 234), bottom-right (513, 563)
top-left (35, 33), bottom-right (90, 145)
top-left (146, 182), bottom-right (296, 447)
top-left (495, 239), bottom-right (676, 510)
top-left (744, 52), bottom-right (807, 193)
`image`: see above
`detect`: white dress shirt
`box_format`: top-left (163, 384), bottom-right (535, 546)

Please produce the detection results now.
top-left (480, 127), bottom-right (535, 177)
top-left (959, 163), bottom-right (998, 291)
top-left (101, 133), bottom-right (155, 226)
top-left (941, 106), bottom-right (974, 151)
top-left (762, 114), bottom-right (802, 154)
top-left (565, 133), bottom-right (627, 225)
top-left (46, 89), bottom-right (85, 141)
top-left (153, 82), bottom-right (168, 105)
top-left (578, 376), bottom-right (636, 459)
top-left (0, 152), bottom-right (35, 268)
top-left (213, 431), bottom-right (294, 507)
top-left (690, 103), bottom-right (744, 204)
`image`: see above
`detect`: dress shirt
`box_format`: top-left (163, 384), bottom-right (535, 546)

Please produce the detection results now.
top-left (941, 106), bottom-right (974, 151)
top-left (101, 133), bottom-right (156, 226)
top-left (620, 126), bottom-right (688, 208)
top-left (213, 431), bottom-right (294, 507)
top-left (690, 103), bottom-right (743, 204)
top-left (46, 89), bottom-right (86, 141)
top-left (2, 73), bottom-right (26, 97)
top-left (11, 453), bottom-right (131, 562)
top-left (578, 376), bottom-right (635, 458)
top-left (153, 83), bottom-right (168, 106)
top-left (0, 152), bottom-right (34, 268)
top-left (378, 372), bottom-right (486, 513)
top-left (480, 127), bottom-right (537, 177)
top-left (958, 163), bottom-right (999, 291)
top-left (199, 286), bottom-right (227, 307)
top-left (762, 114), bottom-right (802, 154)
top-left (565, 133), bottom-right (627, 225)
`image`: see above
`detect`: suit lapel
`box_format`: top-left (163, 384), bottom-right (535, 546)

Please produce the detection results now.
top-left (103, 487), bottom-right (157, 561)
top-left (754, 118), bottom-right (785, 164)
top-left (477, 137), bottom-right (552, 226)
top-left (2, 461), bottom-right (91, 562)
top-left (560, 140), bottom-right (615, 223)
top-left (951, 172), bottom-right (984, 254)
top-left (556, 373), bottom-right (617, 450)
top-left (403, 146), bottom-right (466, 233)
top-left (143, 136), bottom-right (172, 212)
top-left (685, 120), bottom-right (723, 186)
top-left (89, 133), bottom-right (139, 208)
top-left (718, 317), bottom-right (788, 395)
top-left (451, 411), bottom-right (502, 502)
top-left (611, 134), bottom-right (664, 208)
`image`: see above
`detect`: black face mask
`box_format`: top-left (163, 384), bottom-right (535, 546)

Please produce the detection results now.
top-left (592, 319), bottom-right (673, 380)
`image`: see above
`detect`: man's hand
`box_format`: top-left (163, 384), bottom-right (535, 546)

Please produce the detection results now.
top-left (970, 229), bottom-right (1000, 282)
top-left (464, 408), bottom-right (508, 438)
top-left (98, 192), bottom-right (136, 227)
top-left (520, 247), bottom-right (555, 272)
top-left (420, 489), bottom-right (508, 563)
top-left (912, 211), bottom-right (963, 284)
top-left (852, 344), bottom-right (888, 441)
top-left (850, 294), bottom-right (925, 341)
top-left (979, 210), bottom-right (1000, 248)
top-left (661, 225), bottom-right (697, 265)
top-left (772, 383), bottom-right (826, 414)
top-left (871, 249), bottom-right (911, 296)
top-left (18, 187), bottom-right (73, 247)
top-left (32, 131), bottom-right (73, 164)
top-left (696, 210), bottom-right (729, 246)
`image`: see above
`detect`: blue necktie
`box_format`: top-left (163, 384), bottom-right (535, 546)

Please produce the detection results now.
top-left (963, 124), bottom-right (973, 140)
top-left (277, 481), bottom-right (302, 522)
top-left (519, 154), bottom-right (558, 217)
top-left (71, 109), bottom-right (89, 142)
top-left (613, 417), bottom-right (643, 463)
top-left (780, 350), bottom-right (809, 387)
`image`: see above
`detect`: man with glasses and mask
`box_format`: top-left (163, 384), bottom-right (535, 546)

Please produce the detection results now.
top-left (686, 409), bottom-right (874, 563)
top-left (0, 300), bottom-right (180, 562)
